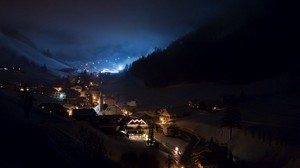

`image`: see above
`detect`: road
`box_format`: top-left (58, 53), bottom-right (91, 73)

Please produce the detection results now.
top-left (177, 128), bottom-right (201, 168)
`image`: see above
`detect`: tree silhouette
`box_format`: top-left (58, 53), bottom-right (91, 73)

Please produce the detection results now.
top-left (127, 12), bottom-right (296, 87)
top-left (221, 106), bottom-right (242, 141)
top-left (79, 70), bottom-right (90, 90)
top-left (147, 120), bottom-right (155, 146)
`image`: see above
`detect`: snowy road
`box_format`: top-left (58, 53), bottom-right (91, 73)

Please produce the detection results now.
top-left (178, 128), bottom-right (200, 168)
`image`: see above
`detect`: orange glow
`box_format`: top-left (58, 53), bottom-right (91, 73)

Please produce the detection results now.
top-left (54, 87), bottom-right (62, 92)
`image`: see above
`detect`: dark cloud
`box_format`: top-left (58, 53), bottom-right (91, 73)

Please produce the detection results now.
top-left (0, 0), bottom-right (272, 71)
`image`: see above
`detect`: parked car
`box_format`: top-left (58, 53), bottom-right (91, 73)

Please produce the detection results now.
top-left (38, 102), bottom-right (69, 118)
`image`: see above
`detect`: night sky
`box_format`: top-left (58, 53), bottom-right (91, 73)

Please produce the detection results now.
top-left (0, 0), bottom-right (282, 72)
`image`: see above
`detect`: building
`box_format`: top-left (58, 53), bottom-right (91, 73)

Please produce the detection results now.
top-left (118, 117), bottom-right (150, 141)
top-left (162, 125), bottom-right (178, 137)
top-left (157, 108), bottom-right (171, 124)
top-left (103, 105), bottom-right (123, 115)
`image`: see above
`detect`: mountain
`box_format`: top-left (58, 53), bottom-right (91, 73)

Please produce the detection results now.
top-left (129, 6), bottom-right (299, 88)
top-left (0, 27), bottom-right (71, 76)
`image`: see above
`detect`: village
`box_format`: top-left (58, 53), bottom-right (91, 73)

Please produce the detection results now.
top-left (2, 59), bottom-right (300, 168)
top-left (1, 68), bottom-right (241, 168)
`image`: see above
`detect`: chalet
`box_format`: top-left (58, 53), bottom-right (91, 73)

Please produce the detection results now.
top-left (156, 108), bottom-right (171, 124)
top-left (127, 118), bottom-right (148, 129)
top-left (160, 113), bottom-right (170, 124)
top-left (118, 117), bottom-right (149, 141)
top-left (156, 108), bottom-right (182, 124)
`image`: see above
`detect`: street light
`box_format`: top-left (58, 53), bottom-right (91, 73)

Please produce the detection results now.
top-left (54, 87), bottom-right (62, 93)
top-left (175, 147), bottom-right (179, 155)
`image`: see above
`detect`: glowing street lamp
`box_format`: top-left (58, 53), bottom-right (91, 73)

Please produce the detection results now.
top-left (54, 87), bottom-right (62, 93)
top-left (175, 147), bottom-right (179, 155)
top-left (67, 109), bottom-right (73, 117)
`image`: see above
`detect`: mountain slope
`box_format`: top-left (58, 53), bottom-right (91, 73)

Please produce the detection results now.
top-left (0, 28), bottom-right (71, 76)
top-left (129, 6), bottom-right (299, 87)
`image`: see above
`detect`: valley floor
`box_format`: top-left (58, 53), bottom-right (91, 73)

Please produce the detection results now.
top-left (103, 73), bottom-right (300, 168)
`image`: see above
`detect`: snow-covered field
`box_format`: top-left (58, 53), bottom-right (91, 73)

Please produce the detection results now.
top-left (0, 31), bottom-right (70, 76)
top-left (2, 70), bottom-right (299, 167)
top-left (0, 88), bottom-right (172, 167)
top-left (103, 72), bottom-right (300, 168)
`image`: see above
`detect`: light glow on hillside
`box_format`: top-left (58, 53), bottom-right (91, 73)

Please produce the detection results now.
top-left (100, 68), bottom-right (119, 74)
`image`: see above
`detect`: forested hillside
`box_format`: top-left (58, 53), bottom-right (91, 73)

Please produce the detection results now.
top-left (129, 3), bottom-right (299, 87)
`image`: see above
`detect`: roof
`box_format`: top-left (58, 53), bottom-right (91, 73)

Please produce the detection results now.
top-left (72, 108), bottom-right (96, 116)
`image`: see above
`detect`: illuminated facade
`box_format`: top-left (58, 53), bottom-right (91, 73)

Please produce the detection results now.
top-left (158, 109), bottom-right (171, 124)
top-left (120, 118), bottom-right (150, 141)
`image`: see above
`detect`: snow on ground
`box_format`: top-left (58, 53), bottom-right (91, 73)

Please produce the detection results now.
top-left (103, 72), bottom-right (300, 168)
top-left (0, 89), bottom-right (171, 167)
top-left (50, 120), bottom-right (171, 167)
top-left (154, 132), bottom-right (188, 155)
top-left (0, 32), bottom-right (70, 76)
top-left (104, 72), bottom-right (299, 108)
top-left (2, 70), bottom-right (299, 167)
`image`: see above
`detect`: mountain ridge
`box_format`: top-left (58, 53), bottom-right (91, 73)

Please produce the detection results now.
top-left (0, 27), bottom-right (71, 76)
top-left (128, 11), bottom-right (299, 88)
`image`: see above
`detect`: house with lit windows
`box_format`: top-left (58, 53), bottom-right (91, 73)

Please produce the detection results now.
top-left (117, 116), bottom-right (150, 141)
